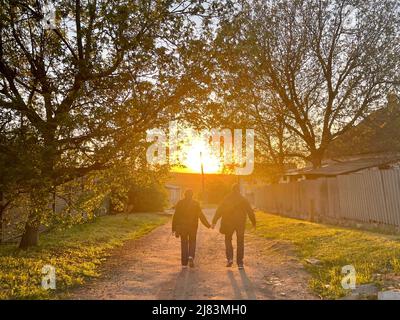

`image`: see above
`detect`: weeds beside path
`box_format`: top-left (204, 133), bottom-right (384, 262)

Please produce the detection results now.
top-left (4, 209), bottom-right (398, 300)
top-left (70, 209), bottom-right (315, 300)
top-left (0, 213), bottom-right (168, 299)
top-left (255, 211), bottom-right (400, 299)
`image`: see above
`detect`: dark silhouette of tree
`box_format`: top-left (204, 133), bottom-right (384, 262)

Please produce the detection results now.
top-left (0, 0), bottom-right (226, 247)
top-left (209, 0), bottom-right (400, 168)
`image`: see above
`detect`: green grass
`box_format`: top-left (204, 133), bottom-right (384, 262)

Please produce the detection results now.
top-left (254, 211), bottom-right (400, 299)
top-left (0, 213), bottom-right (168, 299)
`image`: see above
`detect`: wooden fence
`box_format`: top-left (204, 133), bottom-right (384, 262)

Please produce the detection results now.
top-left (255, 168), bottom-right (400, 227)
top-left (0, 193), bottom-right (110, 243)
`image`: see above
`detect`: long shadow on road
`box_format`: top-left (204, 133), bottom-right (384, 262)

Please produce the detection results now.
top-left (70, 208), bottom-right (316, 300)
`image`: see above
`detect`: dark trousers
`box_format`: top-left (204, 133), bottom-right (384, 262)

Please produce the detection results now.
top-left (225, 226), bottom-right (245, 264)
top-left (180, 230), bottom-right (197, 266)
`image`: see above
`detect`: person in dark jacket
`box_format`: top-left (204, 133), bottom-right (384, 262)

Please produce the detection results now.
top-left (172, 189), bottom-right (211, 268)
top-left (212, 184), bottom-right (256, 269)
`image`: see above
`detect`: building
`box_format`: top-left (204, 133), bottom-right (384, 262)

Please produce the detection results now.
top-left (165, 184), bottom-right (182, 207)
top-left (255, 94), bottom-right (400, 229)
top-left (280, 154), bottom-right (400, 183)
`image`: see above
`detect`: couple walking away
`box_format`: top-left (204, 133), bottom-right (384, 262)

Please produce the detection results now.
top-left (172, 184), bottom-right (256, 270)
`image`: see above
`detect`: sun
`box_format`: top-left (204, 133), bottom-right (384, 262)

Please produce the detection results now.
top-left (181, 137), bottom-right (222, 174)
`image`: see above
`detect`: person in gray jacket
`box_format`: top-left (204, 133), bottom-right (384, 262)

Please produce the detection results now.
top-left (212, 184), bottom-right (256, 269)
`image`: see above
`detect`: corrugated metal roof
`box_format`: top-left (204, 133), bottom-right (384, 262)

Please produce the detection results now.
top-left (285, 156), bottom-right (400, 177)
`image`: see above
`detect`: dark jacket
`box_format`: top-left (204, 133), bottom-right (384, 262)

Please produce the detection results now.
top-left (212, 192), bottom-right (256, 234)
top-left (172, 198), bottom-right (210, 235)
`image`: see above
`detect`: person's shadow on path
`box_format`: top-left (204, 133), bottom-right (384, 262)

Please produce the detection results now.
top-left (227, 269), bottom-right (257, 300)
top-left (157, 268), bottom-right (197, 299)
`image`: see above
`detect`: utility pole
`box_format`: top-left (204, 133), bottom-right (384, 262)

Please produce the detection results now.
top-left (200, 151), bottom-right (205, 204)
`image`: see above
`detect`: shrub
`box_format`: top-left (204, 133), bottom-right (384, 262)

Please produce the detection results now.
top-left (125, 182), bottom-right (168, 213)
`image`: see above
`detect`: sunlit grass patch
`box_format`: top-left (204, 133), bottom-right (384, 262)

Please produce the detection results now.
top-left (0, 213), bottom-right (168, 299)
top-left (254, 211), bottom-right (400, 299)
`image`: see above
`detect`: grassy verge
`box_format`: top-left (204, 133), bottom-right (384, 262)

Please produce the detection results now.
top-left (254, 211), bottom-right (400, 299)
top-left (0, 213), bottom-right (168, 299)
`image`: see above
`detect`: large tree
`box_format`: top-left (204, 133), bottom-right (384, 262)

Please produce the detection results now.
top-left (210, 0), bottom-right (400, 169)
top-left (0, 0), bottom-right (225, 247)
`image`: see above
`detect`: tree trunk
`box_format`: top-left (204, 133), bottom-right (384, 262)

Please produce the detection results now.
top-left (0, 211), bottom-right (3, 244)
top-left (310, 149), bottom-right (325, 168)
top-left (19, 223), bottom-right (39, 249)
top-left (0, 191), bottom-right (3, 244)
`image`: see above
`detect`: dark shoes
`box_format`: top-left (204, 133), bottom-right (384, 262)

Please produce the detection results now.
top-left (226, 260), bottom-right (244, 269)
top-left (188, 257), bottom-right (195, 268)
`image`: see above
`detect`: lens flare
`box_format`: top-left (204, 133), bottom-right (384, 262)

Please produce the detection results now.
top-left (182, 137), bottom-right (222, 174)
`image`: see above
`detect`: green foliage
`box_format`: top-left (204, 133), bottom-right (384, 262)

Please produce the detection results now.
top-left (254, 211), bottom-right (400, 299)
top-left (0, 0), bottom-right (227, 246)
top-left (126, 182), bottom-right (168, 213)
top-left (205, 0), bottom-right (400, 168)
top-left (0, 213), bottom-right (168, 299)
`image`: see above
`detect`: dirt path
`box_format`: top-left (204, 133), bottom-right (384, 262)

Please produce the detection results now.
top-left (70, 209), bottom-right (316, 300)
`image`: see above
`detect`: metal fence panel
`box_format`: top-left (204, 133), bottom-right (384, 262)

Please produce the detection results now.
top-left (255, 168), bottom-right (400, 227)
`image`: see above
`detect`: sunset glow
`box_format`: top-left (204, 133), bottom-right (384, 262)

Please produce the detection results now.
top-left (178, 137), bottom-right (222, 174)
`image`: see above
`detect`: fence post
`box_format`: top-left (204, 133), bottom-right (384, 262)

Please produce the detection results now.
top-left (309, 199), bottom-right (315, 222)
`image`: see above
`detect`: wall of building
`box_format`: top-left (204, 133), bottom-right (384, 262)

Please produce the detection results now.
top-left (165, 185), bottom-right (181, 207)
